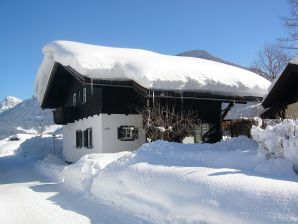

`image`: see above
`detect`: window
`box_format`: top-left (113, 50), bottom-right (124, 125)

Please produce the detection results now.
top-left (83, 128), bottom-right (93, 148)
top-left (73, 93), bottom-right (77, 107)
top-left (82, 87), bottom-right (87, 104)
top-left (76, 130), bottom-right (82, 148)
top-left (76, 128), bottom-right (92, 148)
top-left (118, 126), bottom-right (138, 141)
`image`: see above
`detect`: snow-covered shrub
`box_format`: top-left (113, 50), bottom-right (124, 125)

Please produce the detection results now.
top-left (251, 119), bottom-right (298, 165)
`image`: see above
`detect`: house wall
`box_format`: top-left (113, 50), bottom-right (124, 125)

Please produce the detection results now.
top-left (63, 113), bottom-right (145, 162)
top-left (101, 114), bottom-right (145, 153)
top-left (63, 115), bottom-right (102, 163)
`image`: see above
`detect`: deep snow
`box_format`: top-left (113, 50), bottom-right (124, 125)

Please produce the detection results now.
top-left (35, 41), bottom-right (271, 104)
top-left (37, 136), bottom-right (298, 224)
top-left (0, 135), bottom-right (150, 224)
top-left (1, 128), bottom-right (298, 223)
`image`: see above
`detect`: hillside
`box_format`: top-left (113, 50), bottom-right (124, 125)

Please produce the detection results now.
top-left (0, 96), bottom-right (58, 139)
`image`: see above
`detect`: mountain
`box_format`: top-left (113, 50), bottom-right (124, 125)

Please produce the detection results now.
top-left (0, 96), bottom-right (22, 113)
top-left (0, 96), bottom-right (59, 139)
top-left (177, 50), bottom-right (249, 70)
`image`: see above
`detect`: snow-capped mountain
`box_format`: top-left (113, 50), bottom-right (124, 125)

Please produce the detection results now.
top-left (0, 96), bottom-right (60, 139)
top-left (0, 96), bottom-right (22, 113)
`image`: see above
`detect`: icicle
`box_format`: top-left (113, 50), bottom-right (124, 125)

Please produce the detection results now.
top-left (91, 78), bottom-right (94, 95)
top-left (181, 92), bottom-right (184, 119)
top-left (152, 90), bottom-right (155, 105)
top-left (146, 98), bottom-right (150, 127)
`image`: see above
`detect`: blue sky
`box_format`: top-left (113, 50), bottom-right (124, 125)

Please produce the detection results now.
top-left (0, 0), bottom-right (290, 100)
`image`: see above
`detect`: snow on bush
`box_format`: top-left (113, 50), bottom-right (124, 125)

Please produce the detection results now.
top-left (251, 119), bottom-right (298, 165)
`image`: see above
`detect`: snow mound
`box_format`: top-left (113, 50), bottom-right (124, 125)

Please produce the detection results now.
top-left (16, 135), bottom-right (62, 159)
top-left (0, 134), bottom-right (34, 157)
top-left (37, 137), bottom-right (298, 224)
top-left (35, 41), bottom-right (271, 104)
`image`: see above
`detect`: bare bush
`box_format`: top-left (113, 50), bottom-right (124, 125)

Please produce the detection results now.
top-left (138, 100), bottom-right (199, 142)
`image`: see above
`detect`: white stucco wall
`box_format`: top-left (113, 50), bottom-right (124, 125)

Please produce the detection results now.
top-left (101, 114), bottom-right (145, 153)
top-left (63, 115), bottom-right (102, 162)
top-left (63, 114), bottom-right (145, 162)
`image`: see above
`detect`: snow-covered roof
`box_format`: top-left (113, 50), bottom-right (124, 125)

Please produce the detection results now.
top-left (35, 41), bottom-right (271, 104)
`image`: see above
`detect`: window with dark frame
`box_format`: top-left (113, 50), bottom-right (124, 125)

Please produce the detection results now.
top-left (118, 126), bottom-right (138, 141)
top-left (76, 128), bottom-right (93, 149)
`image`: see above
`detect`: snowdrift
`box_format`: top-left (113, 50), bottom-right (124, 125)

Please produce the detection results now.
top-left (16, 135), bottom-right (63, 159)
top-left (37, 137), bottom-right (298, 224)
top-left (35, 41), bottom-right (270, 104)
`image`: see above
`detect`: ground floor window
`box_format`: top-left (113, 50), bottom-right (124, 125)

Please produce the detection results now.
top-left (118, 126), bottom-right (138, 141)
top-left (76, 128), bottom-right (93, 148)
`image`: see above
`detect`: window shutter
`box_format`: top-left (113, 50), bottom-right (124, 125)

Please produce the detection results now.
top-left (118, 126), bottom-right (123, 139)
top-left (84, 130), bottom-right (88, 147)
top-left (88, 128), bottom-right (93, 148)
top-left (76, 131), bottom-right (79, 147)
top-left (76, 130), bottom-right (82, 148)
top-left (132, 128), bottom-right (139, 140)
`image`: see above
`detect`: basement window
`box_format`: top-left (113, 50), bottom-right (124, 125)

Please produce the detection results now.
top-left (83, 128), bottom-right (93, 148)
top-left (118, 126), bottom-right (138, 141)
top-left (76, 130), bottom-right (82, 148)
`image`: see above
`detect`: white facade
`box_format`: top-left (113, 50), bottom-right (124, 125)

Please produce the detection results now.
top-left (63, 114), bottom-right (145, 162)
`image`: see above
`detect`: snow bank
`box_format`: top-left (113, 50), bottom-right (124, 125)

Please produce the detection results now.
top-left (37, 137), bottom-right (298, 224)
top-left (252, 119), bottom-right (298, 165)
top-left (35, 41), bottom-right (270, 104)
top-left (0, 134), bottom-right (34, 156)
top-left (16, 134), bottom-right (62, 159)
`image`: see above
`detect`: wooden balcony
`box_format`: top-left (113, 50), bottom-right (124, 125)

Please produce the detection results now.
top-left (53, 107), bottom-right (77, 125)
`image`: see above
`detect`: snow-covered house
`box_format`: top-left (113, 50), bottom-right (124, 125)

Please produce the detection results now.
top-left (35, 41), bottom-right (270, 162)
top-left (262, 58), bottom-right (298, 119)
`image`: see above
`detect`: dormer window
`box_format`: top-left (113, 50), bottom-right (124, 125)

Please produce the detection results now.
top-left (73, 93), bottom-right (77, 107)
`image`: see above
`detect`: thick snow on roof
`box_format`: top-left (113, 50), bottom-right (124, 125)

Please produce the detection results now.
top-left (35, 41), bottom-right (271, 104)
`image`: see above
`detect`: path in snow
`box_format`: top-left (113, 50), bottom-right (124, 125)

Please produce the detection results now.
top-left (0, 155), bottom-right (149, 224)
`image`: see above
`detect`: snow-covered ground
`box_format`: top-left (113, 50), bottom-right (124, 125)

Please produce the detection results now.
top-left (1, 130), bottom-right (298, 224)
top-left (0, 135), bottom-right (149, 224)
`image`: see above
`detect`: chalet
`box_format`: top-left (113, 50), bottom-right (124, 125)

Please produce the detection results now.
top-left (261, 58), bottom-right (298, 119)
top-left (35, 41), bottom-right (270, 162)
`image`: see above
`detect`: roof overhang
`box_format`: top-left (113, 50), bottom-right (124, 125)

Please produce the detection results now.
top-left (262, 63), bottom-right (298, 108)
top-left (41, 62), bottom-right (264, 109)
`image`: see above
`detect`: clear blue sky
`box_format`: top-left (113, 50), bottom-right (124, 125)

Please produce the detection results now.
top-left (0, 0), bottom-right (290, 100)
